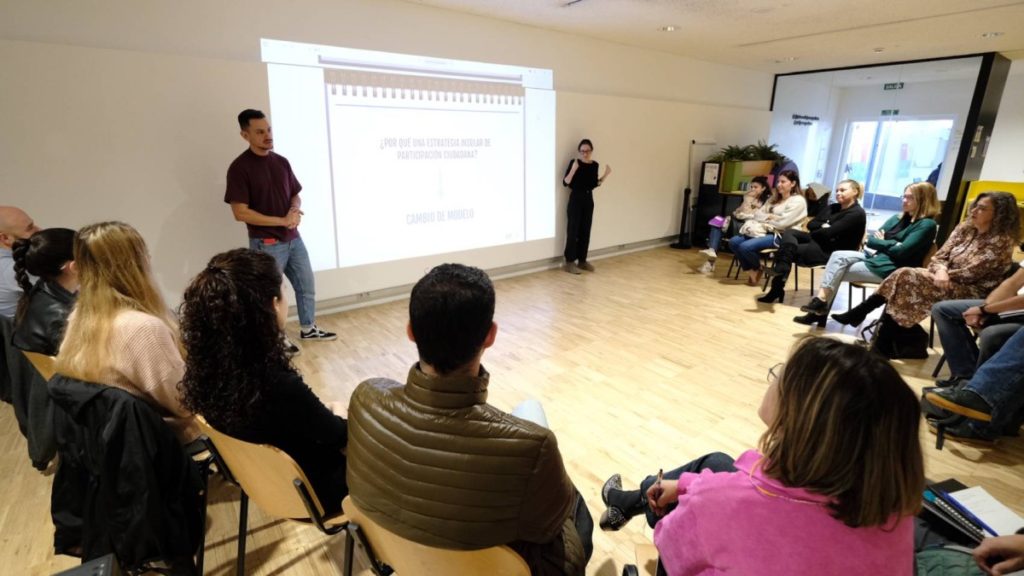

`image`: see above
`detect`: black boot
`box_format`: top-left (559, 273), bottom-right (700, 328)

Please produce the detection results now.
top-left (757, 276), bottom-right (786, 303)
top-left (832, 293), bottom-right (885, 326)
top-left (800, 297), bottom-right (829, 315)
top-left (766, 242), bottom-right (797, 280)
top-left (599, 474), bottom-right (645, 531)
top-left (793, 312), bottom-right (827, 327)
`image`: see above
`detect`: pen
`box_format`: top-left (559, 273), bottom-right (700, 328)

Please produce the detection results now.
top-left (939, 489), bottom-right (1000, 537)
top-left (653, 468), bottom-right (664, 501)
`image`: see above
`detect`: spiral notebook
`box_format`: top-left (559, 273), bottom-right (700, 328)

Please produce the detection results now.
top-left (925, 479), bottom-right (1024, 544)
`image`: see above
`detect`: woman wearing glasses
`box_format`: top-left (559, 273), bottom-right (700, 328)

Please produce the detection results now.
top-left (833, 191), bottom-right (1019, 358)
top-left (597, 337), bottom-right (924, 575)
top-left (562, 138), bottom-right (611, 274)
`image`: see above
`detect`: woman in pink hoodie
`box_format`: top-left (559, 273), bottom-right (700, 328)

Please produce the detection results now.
top-left (599, 337), bottom-right (924, 575)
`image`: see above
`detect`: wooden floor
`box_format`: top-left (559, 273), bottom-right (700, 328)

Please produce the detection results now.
top-left (2, 246), bottom-right (1022, 575)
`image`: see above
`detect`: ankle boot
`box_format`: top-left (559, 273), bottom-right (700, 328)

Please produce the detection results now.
top-left (832, 293), bottom-right (885, 326)
top-left (757, 277), bottom-right (786, 303)
top-left (793, 312), bottom-right (827, 327)
top-left (800, 297), bottom-right (829, 315)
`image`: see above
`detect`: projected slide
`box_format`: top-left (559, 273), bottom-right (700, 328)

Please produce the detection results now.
top-left (261, 39), bottom-right (555, 271)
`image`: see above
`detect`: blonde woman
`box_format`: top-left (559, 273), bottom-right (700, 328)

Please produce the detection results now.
top-left (794, 182), bottom-right (941, 326)
top-left (598, 337), bottom-right (924, 575)
top-left (55, 222), bottom-right (197, 442)
top-left (726, 170), bottom-right (808, 286)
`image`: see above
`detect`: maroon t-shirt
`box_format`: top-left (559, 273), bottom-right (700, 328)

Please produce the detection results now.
top-left (224, 149), bottom-right (302, 241)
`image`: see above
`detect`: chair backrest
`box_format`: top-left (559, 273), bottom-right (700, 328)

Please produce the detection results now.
top-left (23, 351), bottom-right (56, 381)
top-left (922, 243), bottom-right (939, 268)
top-left (342, 496), bottom-right (530, 576)
top-left (194, 416), bottom-right (326, 520)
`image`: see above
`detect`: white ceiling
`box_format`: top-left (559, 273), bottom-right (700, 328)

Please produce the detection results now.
top-left (405, 0), bottom-right (1024, 73)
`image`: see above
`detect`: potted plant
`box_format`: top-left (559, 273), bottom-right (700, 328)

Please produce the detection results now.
top-left (707, 140), bottom-right (787, 192)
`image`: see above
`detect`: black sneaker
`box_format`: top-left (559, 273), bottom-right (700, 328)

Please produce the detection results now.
top-left (283, 337), bottom-right (301, 358)
top-left (300, 325), bottom-right (337, 341)
top-left (925, 388), bottom-right (993, 422)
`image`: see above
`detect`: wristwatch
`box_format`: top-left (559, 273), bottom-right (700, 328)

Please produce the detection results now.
top-left (979, 304), bottom-right (988, 315)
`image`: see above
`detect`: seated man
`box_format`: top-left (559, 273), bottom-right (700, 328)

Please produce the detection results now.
top-left (931, 260), bottom-right (1024, 387)
top-left (0, 206), bottom-right (42, 319)
top-left (926, 324), bottom-right (1024, 442)
top-left (347, 263), bottom-right (592, 576)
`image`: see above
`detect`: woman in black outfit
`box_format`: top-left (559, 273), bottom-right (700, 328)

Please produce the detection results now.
top-left (179, 248), bottom-right (348, 513)
top-left (12, 227), bottom-right (78, 355)
top-left (563, 138), bottom-right (611, 274)
top-left (759, 179), bottom-right (867, 303)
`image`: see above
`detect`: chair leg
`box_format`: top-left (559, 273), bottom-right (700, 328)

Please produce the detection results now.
top-left (238, 491), bottom-right (249, 575)
top-left (929, 317), bottom-right (935, 348)
top-left (810, 268), bottom-right (816, 296)
top-left (196, 457), bottom-right (212, 576)
top-left (794, 266), bottom-right (799, 293)
top-left (343, 529), bottom-right (355, 576)
top-left (932, 354), bottom-right (946, 378)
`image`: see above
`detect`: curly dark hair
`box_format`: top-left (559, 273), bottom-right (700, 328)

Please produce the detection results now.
top-left (11, 227), bottom-right (75, 325)
top-left (178, 248), bottom-right (293, 431)
top-left (971, 191), bottom-right (1022, 241)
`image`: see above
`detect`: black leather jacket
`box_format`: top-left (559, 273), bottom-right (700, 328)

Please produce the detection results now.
top-left (12, 279), bottom-right (75, 356)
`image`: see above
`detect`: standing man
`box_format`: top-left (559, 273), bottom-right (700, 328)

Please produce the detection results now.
top-left (225, 109), bottom-right (335, 348)
top-left (0, 206), bottom-right (42, 318)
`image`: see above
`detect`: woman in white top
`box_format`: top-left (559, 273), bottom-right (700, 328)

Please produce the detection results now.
top-left (726, 170), bottom-right (808, 286)
top-left (55, 221), bottom-right (197, 443)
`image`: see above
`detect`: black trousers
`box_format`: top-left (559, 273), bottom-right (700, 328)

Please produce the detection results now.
top-left (774, 229), bottom-right (830, 280)
top-left (564, 190), bottom-right (595, 263)
top-left (639, 451), bottom-right (737, 528)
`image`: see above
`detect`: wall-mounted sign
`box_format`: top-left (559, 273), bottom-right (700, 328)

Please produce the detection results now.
top-left (883, 82), bottom-right (905, 90)
top-left (791, 113), bottom-right (820, 126)
top-left (881, 109), bottom-right (900, 116)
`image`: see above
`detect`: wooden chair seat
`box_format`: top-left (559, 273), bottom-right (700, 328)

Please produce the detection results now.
top-left (22, 351), bottom-right (56, 381)
top-left (341, 496), bottom-right (529, 576)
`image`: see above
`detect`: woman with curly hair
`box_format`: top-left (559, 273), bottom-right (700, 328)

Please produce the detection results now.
top-left (833, 191), bottom-right (1020, 358)
top-left (179, 248), bottom-right (348, 513)
top-left (597, 337), bottom-right (924, 575)
top-left (11, 227), bottom-right (78, 355)
top-left (55, 221), bottom-right (197, 442)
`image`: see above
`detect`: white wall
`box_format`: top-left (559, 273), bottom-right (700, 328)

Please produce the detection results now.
top-left (769, 75), bottom-right (840, 184)
top-left (981, 61), bottom-right (1024, 182)
top-left (0, 0), bottom-right (772, 306)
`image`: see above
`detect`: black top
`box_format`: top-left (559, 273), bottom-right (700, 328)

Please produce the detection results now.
top-left (808, 202), bottom-right (867, 253)
top-left (219, 369), bottom-right (348, 514)
top-left (563, 160), bottom-right (600, 193)
top-left (13, 278), bottom-right (76, 356)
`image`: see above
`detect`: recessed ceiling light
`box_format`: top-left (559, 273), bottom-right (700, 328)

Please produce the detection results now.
top-left (873, 47), bottom-right (885, 53)
top-left (982, 32), bottom-right (1004, 38)
top-left (771, 56), bottom-right (798, 63)
top-left (659, 25), bottom-right (679, 32)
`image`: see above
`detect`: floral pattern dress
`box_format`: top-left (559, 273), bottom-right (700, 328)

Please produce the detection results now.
top-left (877, 221), bottom-right (1015, 327)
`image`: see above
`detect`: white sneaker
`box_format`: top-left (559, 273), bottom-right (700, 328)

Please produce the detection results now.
top-left (698, 261), bottom-right (715, 274)
top-left (699, 248), bottom-right (718, 260)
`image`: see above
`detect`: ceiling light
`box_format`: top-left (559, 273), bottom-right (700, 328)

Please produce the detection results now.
top-left (659, 25), bottom-right (679, 32)
top-left (873, 47), bottom-right (885, 53)
top-left (981, 32), bottom-right (1004, 38)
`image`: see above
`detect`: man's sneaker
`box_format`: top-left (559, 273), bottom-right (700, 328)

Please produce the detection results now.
top-left (283, 337), bottom-right (301, 358)
top-left (925, 388), bottom-right (993, 422)
top-left (698, 261), bottom-right (715, 274)
top-left (564, 262), bottom-right (581, 275)
top-left (926, 418), bottom-right (997, 446)
top-left (578, 261), bottom-right (596, 272)
top-left (300, 325), bottom-right (337, 341)
top-left (698, 248), bottom-right (718, 260)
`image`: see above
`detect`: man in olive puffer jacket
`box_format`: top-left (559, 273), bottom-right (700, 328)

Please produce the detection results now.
top-left (347, 263), bottom-right (592, 576)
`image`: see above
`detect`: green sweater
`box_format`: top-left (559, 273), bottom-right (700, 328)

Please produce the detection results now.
top-left (863, 215), bottom-right (938, 278)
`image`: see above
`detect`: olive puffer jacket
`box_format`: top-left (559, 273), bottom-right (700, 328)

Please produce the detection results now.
top-left (346, 364), bottom-right (586, 576)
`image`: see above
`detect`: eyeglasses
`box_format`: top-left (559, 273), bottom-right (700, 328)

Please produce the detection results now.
top-left (579, 148), bottom-right (593, 154)
top-left (767, 362), bottom-right (784, 384)
top-left (970, 204), bottom-right (993, 212)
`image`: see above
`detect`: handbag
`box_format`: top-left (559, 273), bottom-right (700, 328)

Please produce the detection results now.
top-left (868, 313), bottom-right (929, 359)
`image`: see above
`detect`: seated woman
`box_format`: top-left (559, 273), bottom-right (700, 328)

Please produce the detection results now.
top-left (11, 228), bottom-right (78, 355)
top-left (833, 192), bottom-right (1020, 359)
top-left (598, 337), bottom-right (924, 575)
top-left (178, 249), bottom-right (348, 514)
top-left (55, 221), bottom-right (198, 443)
top-left (793, 182), bottom-right (940, 326)
top-left (760, 179), bottom-right (867, 303)
top-left (726, 170), bottom-right (808, 286)
top-left (698, 175), bottom-right (771, 273)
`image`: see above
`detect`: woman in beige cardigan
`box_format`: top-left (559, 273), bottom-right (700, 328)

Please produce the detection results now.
top-left (726, 170), bottom-right (808, 286)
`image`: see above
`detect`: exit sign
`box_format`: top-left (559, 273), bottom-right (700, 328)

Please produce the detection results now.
top-left (884, 82), bottom-right (905, 90)
top-left (881, 109), bottom-right (900, 116)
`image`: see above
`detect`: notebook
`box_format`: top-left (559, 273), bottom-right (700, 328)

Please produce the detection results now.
top-left (927, 479), bottom-right (1024, 540)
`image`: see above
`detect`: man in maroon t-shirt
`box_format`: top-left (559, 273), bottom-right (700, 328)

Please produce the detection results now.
top-left (225, 109), bottom-right (336, 348)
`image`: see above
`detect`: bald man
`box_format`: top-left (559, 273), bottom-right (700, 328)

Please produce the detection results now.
top-left (0, 206), bottom-right (42, 318)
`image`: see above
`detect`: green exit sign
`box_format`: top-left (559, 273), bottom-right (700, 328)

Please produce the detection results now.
top-left (881, 109), bottom-right (900, 116)
top-left (884, 82), bottom-right (905, 90)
